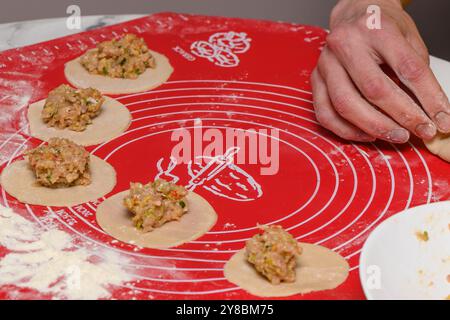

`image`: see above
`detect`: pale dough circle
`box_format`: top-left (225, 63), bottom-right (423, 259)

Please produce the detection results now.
top-left (424, 133), bottom-right (450, 162)
top-left (96, 190), bottom-right (217, 248)
top-left (64, 50), bottom-right (174, 95)
top-left (27, 96), bottom-right (131, 146)
top-left (0, 156), bottom-right (116, 207)
top-left (224, 243), bottom-right (349, 297)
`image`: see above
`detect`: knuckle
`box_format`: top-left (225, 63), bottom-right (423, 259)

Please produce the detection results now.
top-left (314, 105), bottom-right (332, 126)
top-left (331, 94), bottom-right (352, 117)
top-left (398, 56), bottom-right (427, 82)
top-left (314, 107), bottom-right (355, 140)
top-left (395, 112), bottom-right (423, 130)
top-left (368, 125), bottom-right (387, 138)
top-left (352, 117), bottom-right (385, 138)
top-left (326, 28), bottom-right (349, 52)
top-left (360, 76), bottom-right (387, 101)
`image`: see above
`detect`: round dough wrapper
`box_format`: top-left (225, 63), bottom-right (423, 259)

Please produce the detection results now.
top-left (64, 50), bottom-right (173, 95)
top-left (424, 133), bottom-right (450, 162)
top-left (28, 96), bottom-right (131, 146)
top-left (224, 243), bottom-right (349, 297)
top-left (96, 190), bottom-right (217, 248)
top-left (0, 156), bottom-right (116, 207)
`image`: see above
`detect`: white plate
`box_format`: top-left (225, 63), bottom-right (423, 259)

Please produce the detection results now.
top-left (359, 201), bottom-right (450, 300)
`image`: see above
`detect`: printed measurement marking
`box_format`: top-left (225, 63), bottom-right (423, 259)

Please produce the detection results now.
top-left (73, 205), bottom-right (94, 218)
top-left (172, 46), bottom-right (196, 62)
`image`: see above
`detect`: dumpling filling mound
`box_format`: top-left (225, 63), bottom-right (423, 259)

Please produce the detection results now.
top-left (246, 225), bottom-right (302, 284)
top-left (80, 33), bottom-right (156, 79)
top-left (123, 179), bottom-right (188, 232)
top-left (42, 84), bottom-right (104, 132)
top-left (27, 137), bottom-right (91, 188)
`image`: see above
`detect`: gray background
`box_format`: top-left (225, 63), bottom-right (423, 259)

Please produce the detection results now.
top-left (1, 0), bottom-right (449, 60)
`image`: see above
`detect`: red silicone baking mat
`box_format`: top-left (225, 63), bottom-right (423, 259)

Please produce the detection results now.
top-left (1, 12), bottom-right (449, 300)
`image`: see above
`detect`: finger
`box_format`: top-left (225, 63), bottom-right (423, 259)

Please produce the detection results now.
top-left (326, 32), bottom-right (437, 140)
top-left (406, 31), bottom-right (429, 65)
top-left (402, 14), bottom-right (430, 64)
top-left (372, 29), bottom-right (450, 133)
top-left (311, 69), bottom-right (375, 142)
top-left (317, 48), bottom-right (410, 143)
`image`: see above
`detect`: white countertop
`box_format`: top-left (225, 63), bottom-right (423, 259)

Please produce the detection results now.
top-left (0, 15), bottom-right (144, 51)
top-left (0, 14), bottom-right (449, 96)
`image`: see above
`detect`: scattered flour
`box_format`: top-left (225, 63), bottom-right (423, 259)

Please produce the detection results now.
top-left (0, 205), bottom-right (133, 299)
top-left (223, 222), bottom-right (236, 229)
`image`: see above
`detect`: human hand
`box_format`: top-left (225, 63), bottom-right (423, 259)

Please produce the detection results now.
top-left (312, 0), bottom-right (450, 143)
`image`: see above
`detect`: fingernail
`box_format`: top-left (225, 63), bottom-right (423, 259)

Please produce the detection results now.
top-left (435, 111), bottom-right (450, 132)
top-left (415, 123), bottom-right (436, 140)
top-left (386, 128), bottom-right (409, 143)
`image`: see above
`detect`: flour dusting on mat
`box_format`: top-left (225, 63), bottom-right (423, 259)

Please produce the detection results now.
top-left (0, 205), bottom-right (133, 299)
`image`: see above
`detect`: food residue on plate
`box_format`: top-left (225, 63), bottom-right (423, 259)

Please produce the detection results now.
top-left (415, 230), bottom-right (429, 242)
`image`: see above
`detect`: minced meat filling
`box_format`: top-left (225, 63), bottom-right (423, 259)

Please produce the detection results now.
top-left (80, 33), bottom-right (156, 79)
top-left (27, 138), bottom-right (91, 188)
top-left (123, 179), bottom-right (188, 232)
top-left (42, 84), bottom-right (104, 132)
top-left (246, 225), bottom-right (302, 285)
